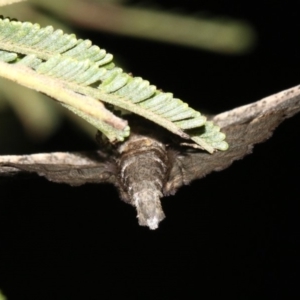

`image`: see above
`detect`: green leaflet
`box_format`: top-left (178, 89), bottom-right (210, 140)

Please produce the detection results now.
top-left (0, 289), bottom-right (7, 300)
top-left (0, 18), bottom-right (228, 152)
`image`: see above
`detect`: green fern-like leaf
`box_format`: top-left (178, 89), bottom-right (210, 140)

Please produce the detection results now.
top-left (0, 18), bottom-right (228, 152)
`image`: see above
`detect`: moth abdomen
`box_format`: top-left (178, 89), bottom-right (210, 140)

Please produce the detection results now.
top-left (117, 134), bottom-right (169, 229)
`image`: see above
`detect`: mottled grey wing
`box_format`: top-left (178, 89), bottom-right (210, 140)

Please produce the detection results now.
top-left (0, 151), bottom-right (117, 186)
top-left (164, 85), bottom-right (300, 195)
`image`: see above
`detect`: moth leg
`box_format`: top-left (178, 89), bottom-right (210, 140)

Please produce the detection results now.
top-left (162, 147), bottom-right (193, 196)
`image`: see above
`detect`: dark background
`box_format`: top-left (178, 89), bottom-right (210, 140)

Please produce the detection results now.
top-left (0, 1), bottom-right (300, 299)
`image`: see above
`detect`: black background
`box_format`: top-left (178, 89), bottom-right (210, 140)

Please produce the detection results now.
top-left (0, 1), bottom-right (300, 299)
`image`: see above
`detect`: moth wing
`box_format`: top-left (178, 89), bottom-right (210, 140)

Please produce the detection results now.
top-left (0, 151), bottom-right (117, 186)
top-left (164, 85), bottom-right (300, 195)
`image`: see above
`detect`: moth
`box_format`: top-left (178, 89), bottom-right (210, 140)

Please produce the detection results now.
top-left (1, 85), bottom-right (300, 228)
top-left (0, 18), bottom-right (300, 228)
